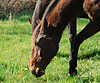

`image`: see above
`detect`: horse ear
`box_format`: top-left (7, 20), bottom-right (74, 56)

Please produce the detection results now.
top-left (28, 17), bottom-right (32, 24)
top-left (36, 19), bottom-right (41, 24)
top-left (41, 18), bottom-right (48, 29)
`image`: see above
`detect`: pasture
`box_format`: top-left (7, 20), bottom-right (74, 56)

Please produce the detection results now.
top-left (0, 13), bottom-right (100, 83)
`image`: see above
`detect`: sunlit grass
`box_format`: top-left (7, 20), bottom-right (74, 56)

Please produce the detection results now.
top-left (0, 15), bottom-right (100, 83)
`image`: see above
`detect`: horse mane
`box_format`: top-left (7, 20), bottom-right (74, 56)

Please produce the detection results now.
top-left (40, 0), bottom-right (73, 27)
top-left (42, 0), bottom-right (59, 20)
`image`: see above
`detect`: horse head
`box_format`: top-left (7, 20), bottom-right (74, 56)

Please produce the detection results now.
top-left (29, 18), bottom-right (59, 77)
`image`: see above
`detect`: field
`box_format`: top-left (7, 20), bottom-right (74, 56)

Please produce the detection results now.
top-left (0, 13), bottom-right (100, 83)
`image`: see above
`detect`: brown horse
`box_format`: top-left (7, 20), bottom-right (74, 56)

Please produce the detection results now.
top-left (29, 0), bottom-right (88, 52)
top-left (29, 0), bottom-right (100, 77)
top-left (29, 0), bottom-right (88, 68)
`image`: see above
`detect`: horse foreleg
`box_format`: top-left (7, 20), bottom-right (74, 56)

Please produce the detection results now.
top-left (69, 21), bottom-right (100, 76)
top-left (68, 19), bottom-right (77, 59)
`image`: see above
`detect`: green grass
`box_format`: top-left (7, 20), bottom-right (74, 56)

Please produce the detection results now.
top-left (0, 14), bottom-right (100, 83)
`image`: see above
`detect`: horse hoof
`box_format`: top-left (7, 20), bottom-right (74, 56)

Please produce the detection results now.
top-left (68, 69), bottom-right (77, 77)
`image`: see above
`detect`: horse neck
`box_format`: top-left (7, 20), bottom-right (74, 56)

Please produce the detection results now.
top-left (46, 0), bottom-right (84, 43)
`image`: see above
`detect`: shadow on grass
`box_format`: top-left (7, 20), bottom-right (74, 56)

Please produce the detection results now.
top-left (56, 52), bottom-right (69, 58)
top-left (56, 50), bottom-right (100, 60)
top-left (78, 50), bottom-right (100, 60)
top-left (0, 76), bottom-right (5, 82)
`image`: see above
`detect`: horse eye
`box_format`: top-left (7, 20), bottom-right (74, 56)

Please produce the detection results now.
top-left (35, 42), bottom-right (38, 45)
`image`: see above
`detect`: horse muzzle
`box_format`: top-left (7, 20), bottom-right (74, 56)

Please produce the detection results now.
top-left (30, 67), bottom-right (45, 78)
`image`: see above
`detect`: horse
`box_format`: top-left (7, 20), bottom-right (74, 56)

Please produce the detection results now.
top-left (29, 0), bottom-right (100, 77)
top-left (28, 0), bottom-right (88, 57)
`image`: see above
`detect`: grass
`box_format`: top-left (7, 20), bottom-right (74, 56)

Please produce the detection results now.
top-left (0, 13), bottom-right (100, 83)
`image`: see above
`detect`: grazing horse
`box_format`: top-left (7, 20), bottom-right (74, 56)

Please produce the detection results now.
top-left (29, 0), bottom-right (88, 55)
top-left (29, 0), bottom-right (100, 77)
